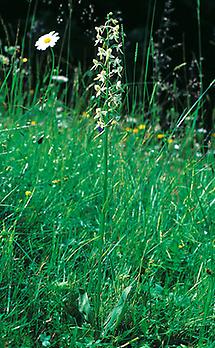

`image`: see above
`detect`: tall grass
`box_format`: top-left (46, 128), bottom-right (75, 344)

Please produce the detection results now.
top-left (0, 2), bottom-right (214, 348)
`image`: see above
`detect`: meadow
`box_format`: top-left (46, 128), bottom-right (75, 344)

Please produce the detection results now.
top-left (0, 6), bottom-right (215, 348)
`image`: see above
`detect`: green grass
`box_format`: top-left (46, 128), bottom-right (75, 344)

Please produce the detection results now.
top-left (0, 90), bottom-right (214, 347)
top-left (0, 9), bottom-right (215, 348)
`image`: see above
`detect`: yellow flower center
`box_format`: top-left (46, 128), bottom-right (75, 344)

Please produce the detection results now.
top-left (44, 37), bottom-right (51, 44)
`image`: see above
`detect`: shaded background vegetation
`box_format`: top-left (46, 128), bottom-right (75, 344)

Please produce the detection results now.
top-left (0, 0), bottom-right (214, 140)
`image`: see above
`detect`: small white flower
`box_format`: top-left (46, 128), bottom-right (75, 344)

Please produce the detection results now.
top-left (174, 144), bottom-right (180, 150)
top-left (0, 54), bottom-right (9, 65)
top-left (91, 59), bottom-right (101, 70)
top-left (115, 42), bottom-right (123, 53)
top-left (35, 31), bottom-right (60, 51)
top-left (112, 57), bottom-right (122, 67)
top-left (112, 66), bottom-right (123, 77)
top-left (95, 32), bottom-right (104, 46)
top-left (95, 108), bottom-right (107, 120)
top-left (94, 84), bottom-right (106, 97)
top-left (197, 128), bottom-right (207, 134)
top-left (108, 24), bottom-right (120, 41)
top-left (116, 80), bottom-right (122, 89)
top-left (52, 75), bottom-right (68, 83)
top-left (107, 93), bottom-right (121, 107)
top-left (56, 107), bottom-right (64, 112)
top-left (97, 47), bottom-right (114, 62)
top-left (97, 47), bottom-right (106, 60)
top-left (94, 70), bottom-right (106, 83)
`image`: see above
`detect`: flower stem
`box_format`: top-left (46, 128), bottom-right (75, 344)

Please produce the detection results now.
top-left (42, 48), bottom-right (56, 104)
top-left (96, 126), bottom-right (109, 330)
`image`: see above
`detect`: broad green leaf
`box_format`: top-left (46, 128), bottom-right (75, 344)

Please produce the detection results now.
top-left (102, 285), bottom-right (132, 336)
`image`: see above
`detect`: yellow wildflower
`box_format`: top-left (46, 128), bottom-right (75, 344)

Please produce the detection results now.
top-left (138, 124), bottom-right (146, 130)
top-left (31, 120), bottom-right (36, 126)
top-left (125, 127), bottom-right (132, 132)
top-left (133, 128), bottom-right (139, 134)
top-left (157, 133), bottom-right (165, 139)
top-left (178, 241), bottom-right (185, 249)
top-left (52, 179), bottom-right (61, 184)
top-left (168, 138), bottom-right (174, 144)
top-left (22, 57), bottom-right (28, 63)
top-left (25, 191), bottom-right (32, 197)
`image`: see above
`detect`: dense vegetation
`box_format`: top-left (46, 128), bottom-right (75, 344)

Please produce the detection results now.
top-left (0, 3), bottom-right (214, 348)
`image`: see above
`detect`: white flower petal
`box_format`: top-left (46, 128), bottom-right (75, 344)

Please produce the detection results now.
top-left (35, 31), bottom-right (60, 51)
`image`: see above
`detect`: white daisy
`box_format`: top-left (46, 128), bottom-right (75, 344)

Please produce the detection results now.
top-left (35, 31), bottom-right (60, 51)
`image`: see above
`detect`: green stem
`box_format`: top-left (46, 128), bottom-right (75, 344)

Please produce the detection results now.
top-left (42, 48), bottom-right (56, 103)
top-left (101, 126), bottom-right (109, 241)
top-left (96, 126), bottom-right (109, 330)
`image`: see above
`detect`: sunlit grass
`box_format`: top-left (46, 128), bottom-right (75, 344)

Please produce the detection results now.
top-left (1, 88), bottom-right (214, 347)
